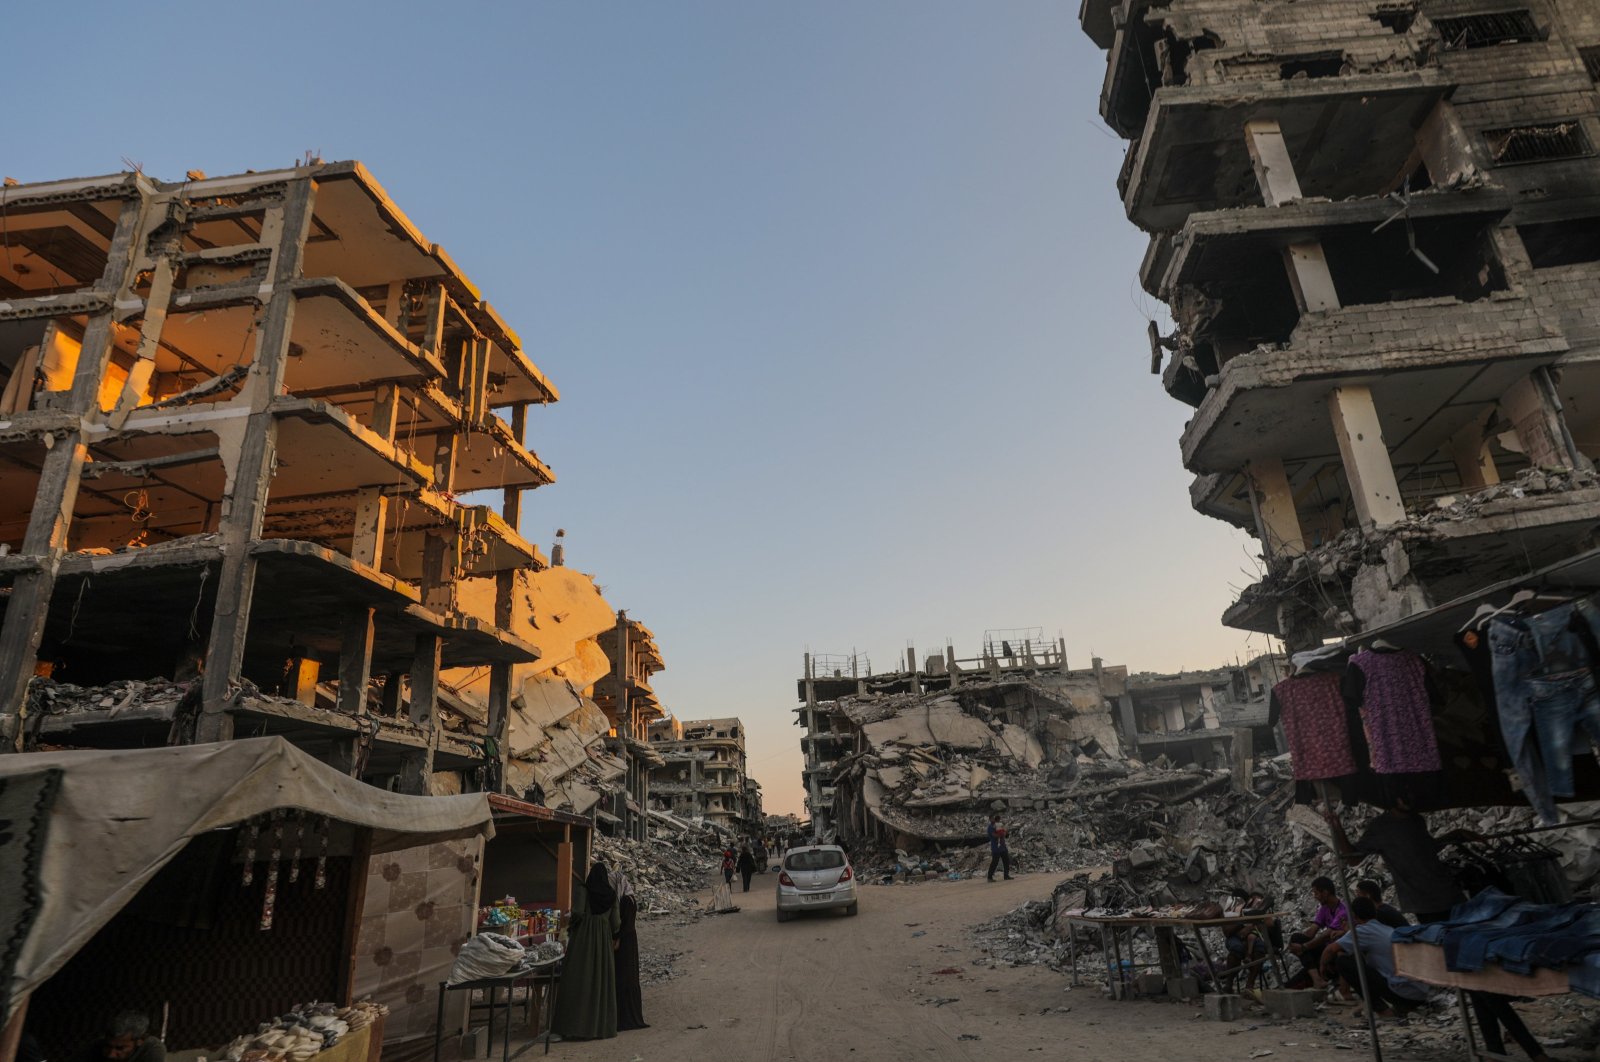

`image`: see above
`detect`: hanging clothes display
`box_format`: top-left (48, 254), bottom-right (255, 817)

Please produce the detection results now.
top-left (1475, 595), bottom-right (1600, 824)
top-left (1272, 671), bottom-right (1356, 781)
top-left (1343, 648), bottom-right (1442, 774)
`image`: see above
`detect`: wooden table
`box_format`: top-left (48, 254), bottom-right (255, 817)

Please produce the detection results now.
top-left (1395, 941), bottom-right (1570, 1062)
top-left (1060, 911), bottom-right (1290, 998)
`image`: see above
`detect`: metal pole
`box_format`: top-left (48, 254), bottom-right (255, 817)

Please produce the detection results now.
top-left (1317, 781), bottom-right (1383, 1062)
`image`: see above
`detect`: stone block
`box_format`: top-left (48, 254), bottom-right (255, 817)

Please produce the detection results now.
top-left (1166, 976), bottom-right (1200, 1001)
top-left (1263, 988), bottom-right (1319, 1019)
top-left (1135, 973), bottom-right (1167, 997)
top-left (1127, 844), bottom-right (1164, 870)
top-left (1204, 993), bottom-right (1243, 1022)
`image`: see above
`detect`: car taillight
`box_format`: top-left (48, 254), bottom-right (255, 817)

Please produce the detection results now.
top-left (839, 866), bottom-right (853, 882)
top-left (779, 872), bottom-right (795, 886)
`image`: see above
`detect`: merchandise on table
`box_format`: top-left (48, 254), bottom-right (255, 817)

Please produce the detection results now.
top-left (220, 1000), bottom-right (388, 1061)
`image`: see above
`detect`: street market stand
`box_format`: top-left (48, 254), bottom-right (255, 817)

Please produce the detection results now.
top-left (0, 737), bottom-right (494, 1060)
top-left (1060, 909), bottom-right (1291, 996)
top-left (1395, 941), bottom-right (1579, 1062)
top-left (351, 792), bottom-right (591, 1049)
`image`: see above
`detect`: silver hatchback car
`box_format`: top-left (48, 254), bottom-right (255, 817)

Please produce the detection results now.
top-left (775, 845), bottom-right (858, 921)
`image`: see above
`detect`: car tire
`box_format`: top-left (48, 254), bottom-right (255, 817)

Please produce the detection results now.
top-left (777, 909), bottom-right (793, 923)
top-left (845, 903), bottom-right (858, 917)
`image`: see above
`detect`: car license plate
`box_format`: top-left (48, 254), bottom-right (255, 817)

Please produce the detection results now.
top-left (803, 892), bottom-right (831, 903)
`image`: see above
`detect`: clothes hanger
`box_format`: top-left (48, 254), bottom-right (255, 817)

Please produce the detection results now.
top-left (1460, 603), bottom-right (1498, 634)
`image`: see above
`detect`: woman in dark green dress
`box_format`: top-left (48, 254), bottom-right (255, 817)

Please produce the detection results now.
top-left (552, 862), bottom-right (620, 1040)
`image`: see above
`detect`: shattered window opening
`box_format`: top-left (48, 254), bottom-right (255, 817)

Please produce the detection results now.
top-left (1484, 122), bottom-right (1593, 165)
top-left (1280, 53), bottom-right (1346, 80)
top-left (1371, 6), bottom-right (1418, 34)
top-left (1580, 45), bottom-right (1600, 83)
top-left (1518, 217), bottom-right (1600, 268)
top-left (1433, 11), bottom-right (1543, 50)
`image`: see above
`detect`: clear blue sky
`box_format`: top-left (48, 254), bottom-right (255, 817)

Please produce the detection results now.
top-left (11, 2), bottom-right (1275, 815)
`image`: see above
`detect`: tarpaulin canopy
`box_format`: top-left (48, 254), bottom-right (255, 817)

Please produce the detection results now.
top-left (0, 737), bottom-right (495, 1024)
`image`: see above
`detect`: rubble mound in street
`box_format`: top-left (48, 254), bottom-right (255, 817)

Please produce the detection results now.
top-left (595, 832), bottom-right (725, 922)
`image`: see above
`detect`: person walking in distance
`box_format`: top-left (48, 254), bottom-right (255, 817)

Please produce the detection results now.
top-left (720, 848), bottom-right (735, 888)
top-left (986, 813), bottom-right (1012, 881)
top-left (737, 844), bottom-right (757, 893)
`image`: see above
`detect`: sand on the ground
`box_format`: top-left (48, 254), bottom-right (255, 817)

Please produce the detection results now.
top-left (524, 872), bottom-right (1436, 1062)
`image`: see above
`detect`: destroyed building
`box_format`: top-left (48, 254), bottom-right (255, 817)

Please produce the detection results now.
top-left (0, 162), bottom-right (654, 814)
top-left (797, 633), bottom-right (1135, 846)
top-left (1124, 652), bottom-right (1286, 766)
top-left (590, 610), bottom-right (668, 840)
top-left (1080, 0), bottom-right (1600, 648)
top-left (797, 632), bottom-right (1091, 837)
top-left (647, 715), bottom-right (762, 835)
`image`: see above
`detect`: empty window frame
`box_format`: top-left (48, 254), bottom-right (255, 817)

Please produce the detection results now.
top-left (1280, 53), bottom-right (1346, 79)
top-left (1581, 45), bottom-right (1600, 83)
top-left (1484, 122), bottom-right (1593, 165)
top-left (1434, 10), bottom-right (1542, 50)
top-left (1518, 217), bottom-right (1600, 268)
top-left (1371, 6), bottom-right (1418, 34)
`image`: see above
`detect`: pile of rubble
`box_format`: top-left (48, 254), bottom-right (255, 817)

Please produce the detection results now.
top-left (26, 676), bottom-right (196, 718)
top-left (959, 754), bottom-right (1600, 984)
top-left (594, 832), bottom-right (726, 923)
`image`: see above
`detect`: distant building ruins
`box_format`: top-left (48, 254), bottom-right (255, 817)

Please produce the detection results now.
top-left (796, 632), bottom-right (1288, 845)
top-left (591, 611), bottom-right (668, 840)
top-left (647, 716), bottom-right (764, 835)
top-left (1125, 653), bottom-right (1286, 767)
top-left (1080, 0), bottom-right (1600, 649)
top-left (0, 162), bottom-right (670, 828)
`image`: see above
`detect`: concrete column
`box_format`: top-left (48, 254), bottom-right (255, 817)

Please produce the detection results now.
top-left (198, 179), bottom-right (317, 742)
top-left (0, 194), bottom-right (149, 744)
top-left (487, 661), bottom-right (512, 793)
top-left (1449, 415), bottom-right (1501, 490)
top-left (398, 633), bottom-right (441, 794)
top-left (1282, 243), bottom-right (1340, 313)
top-left (350, 489), bottom-right (388, 569)
top-left (1244, 123), bottom-right (1340, 312)
top-left (1244, 120), bottom-right (1303, 206)
top-left (1501, 370), bottom-right (1582, 470)
top-left (503, 404), bottom-right (527, 524)
top-left (331, 608), bottom-right (375, 774)
top-left (1328, 385), bottom-right (1406, 529)
top-left (1246, 458), bottom-right (1306, 559)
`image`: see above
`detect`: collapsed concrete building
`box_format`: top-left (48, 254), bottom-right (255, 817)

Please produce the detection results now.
top-left (1124, 652), bottom-right (1286, 766)
top-left (647, 715), bottom-right (764, 836)
top-left (1080, 0), bottom-right (1600, 648)
top-left (796, 632), bottom-right (1088, 837)
top-left (0, 161), bottom-right (660, 816)
top-left (590, 610), bottom-right (668, 840)
top-left (797, 633), bottom-right (1134, 844)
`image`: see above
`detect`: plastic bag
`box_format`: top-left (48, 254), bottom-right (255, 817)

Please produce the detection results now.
top-left (447, 931), bottom-right (526, 985)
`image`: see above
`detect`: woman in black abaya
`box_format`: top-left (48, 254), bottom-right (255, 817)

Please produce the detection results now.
top-left (610, 868), bottom-right (649, 1030)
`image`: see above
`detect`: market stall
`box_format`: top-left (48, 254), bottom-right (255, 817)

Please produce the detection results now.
top-left (0, 737), bottom-right (495, 1061)
top-left (1061, 907), bottom-right (1290, 998)
top-left (1272, 545), bottom-right (1600, 1061)
top-left (351, 793), bottom-right (591, 1048)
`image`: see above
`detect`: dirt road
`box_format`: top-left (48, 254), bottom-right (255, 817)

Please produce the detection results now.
top-left (533, 872), bottom-right (1416, 1062)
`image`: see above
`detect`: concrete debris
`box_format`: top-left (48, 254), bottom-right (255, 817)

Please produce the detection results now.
top-left (593, 832), bottom-right (726, 924)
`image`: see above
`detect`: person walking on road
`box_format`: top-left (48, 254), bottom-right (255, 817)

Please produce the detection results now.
top-left (720, 848), bottom-right (735, 887)
top-left (986, 813), bottom-right (1012, 881)
top-left (737, 845), bottom-right (757, 892)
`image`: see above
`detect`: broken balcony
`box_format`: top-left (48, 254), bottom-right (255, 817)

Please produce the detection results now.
top-left (1120, 72), bottom-right (1451, 231)
top-left (1177, 289), bottom-right (1566, 478)
top-left (1222, 467), bottom-right (1600, 637)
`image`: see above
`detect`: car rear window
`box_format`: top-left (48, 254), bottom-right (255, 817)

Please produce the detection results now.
top-left (785, 850), bottom-right (845, 871)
